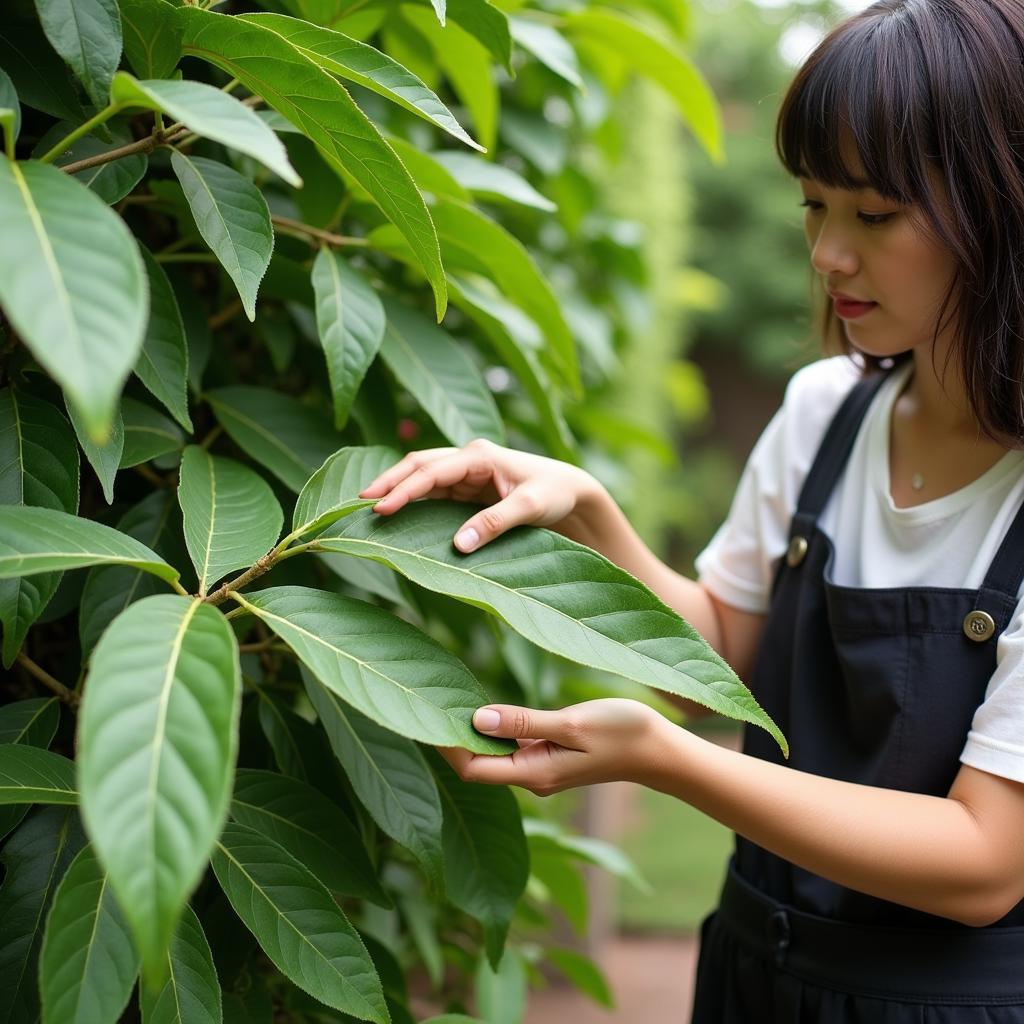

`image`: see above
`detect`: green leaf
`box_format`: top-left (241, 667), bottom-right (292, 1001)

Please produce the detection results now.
top-left (235, 586), bottom-right (514, 754)
top-left (239, 13), bottom-right (483, 152)
top-left (303, 673), bottom-right (446, 891)
top-left (254, 687), bottom-right (341, 790)
top-left (421, 1017), bottom-right (486, 1024)
top-left (120, 396), bottom-right (185, 468)
top-left (0, 807), bottom-right (85, 1024)
top-left (230, 768), bottom-right (390, 905)
top-left (178, 6), bottom-right (447, 320)
top-left (545, 947), bottom-right (614, 1008)
top-left (430, 197), bottom-right (580, 396)
top-left (79, 491), bottom-right (185, 657)
top-left (32, 0), bottom-right (123, 109)
top-left (563, 8), bottom-right (723, 164)
top-left (431, 751), bottom-right (528, 967)
top-left (178, 447), bottom-right (283, 595)
top-left (474, 947), bottom-right (527, 1024)
top-left (66, 397), bottom-right (123, 504)
top-left (528, 840), bottom-right (587, 932)
top-left (380, 298), bottom-right (505, 446)
top-left (0, 745), bottom-right (77, 804)
top-left (39, 843), bottom-right (139, 1024)
top-left (448, 274), bottom-right (578, 462)
top-left (0, 388), bottom-right (80, 668)
top-left (0, 505), bottom-right (180, 585)
top-left (509, 17), bottom-right (582, 89)
top-left (79, 595), bottom-right (241, 981)
top-left (211, 820), bottom-right (388, 1024)
top-left (431, 151), bottom-right (555, 212)
top-left (139, 904), bottom-right (221, 1024)
top-left (206, 386), bottom-right (347, 493)
top-left (311, 250), bottom-right (386, 430)
top-left (111, 72), bottom-right (301, 185)
top-left (401, 7), bottom-right (498, 156)
top-left (119, 0), bottom-right (183, 79)
top-left (317, 502), bottom-right (788, 753)
top-left (0, 698), bottom-right (60, 841)
top-left (0, 160), bottom-right (147, 442)
top-left (384, 134), bottom-right (471, 201)
top-left (411, 0), bottom-right (511, 72)
top-left (0, 10), bottom-right (85, 122)
top-left (171, 152), bottom-right (274, 323)
top-left (293, 446), bottom-right (399, 539)
top-left (136, 246), bottom-right (193, 432)
top-left (0, 67), bottom-right (21, 148)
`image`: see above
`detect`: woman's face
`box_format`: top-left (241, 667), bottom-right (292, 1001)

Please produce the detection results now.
top-left (799, 169), bottom-right (959, 360)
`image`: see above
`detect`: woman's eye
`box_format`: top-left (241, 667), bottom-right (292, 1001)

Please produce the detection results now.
top-left (798, 200), bottom-right (893, 226)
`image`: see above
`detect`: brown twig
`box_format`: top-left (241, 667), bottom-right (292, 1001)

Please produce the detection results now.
top-left (270, 215), bottom-right (368, 249)
top-left (204, 551), bottom-right (277, 605)
top-left (16, 653), bottom-right (80, 709)
top-left (61, 124), bottom-right (190, 176)
top-left (208, 299), bottom-right (244, 331)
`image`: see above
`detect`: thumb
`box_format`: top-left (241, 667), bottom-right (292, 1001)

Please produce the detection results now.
top-left (473, 704), bottom-right (579, 745)
top-left (454, 490), bottom-right (540, 553)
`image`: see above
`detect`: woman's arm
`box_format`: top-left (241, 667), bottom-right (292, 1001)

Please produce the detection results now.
top-left (448, 701), bottom-right (1024, 928)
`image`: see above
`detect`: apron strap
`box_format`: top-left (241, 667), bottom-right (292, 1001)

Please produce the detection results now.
top-left (794, 367), bottom-right (890, 520)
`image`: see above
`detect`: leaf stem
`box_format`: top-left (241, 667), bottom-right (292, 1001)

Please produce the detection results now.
top-left (225, 606), bottom-right (250, 621)
top-left (270, 215), bottom-right (369, 249)
top-left (38, 102), bottom-right (123, 164)
top-left (15, 652), bottom-right (80, 708)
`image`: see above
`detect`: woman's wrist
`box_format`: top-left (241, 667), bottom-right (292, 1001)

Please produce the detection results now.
top-left (628, 709), bottom-right (702, 788)
top-left (550, 471), bottom-right (617, 550)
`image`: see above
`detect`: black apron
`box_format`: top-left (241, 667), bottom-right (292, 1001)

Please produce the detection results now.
top-left (691, 369), bottom-right (1024, 1022)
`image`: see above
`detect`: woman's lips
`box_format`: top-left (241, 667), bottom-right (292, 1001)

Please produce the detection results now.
top-left (833, 297), bottom-right (878, 319)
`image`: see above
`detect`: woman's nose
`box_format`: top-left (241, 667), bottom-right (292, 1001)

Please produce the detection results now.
top-left (808, 221), bottom-right (859, 278)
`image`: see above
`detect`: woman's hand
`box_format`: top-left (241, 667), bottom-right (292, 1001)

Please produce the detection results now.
top-left (358, 438), bottom-right (603, 552)
top-left (438, 698), bottom-right (668, 796)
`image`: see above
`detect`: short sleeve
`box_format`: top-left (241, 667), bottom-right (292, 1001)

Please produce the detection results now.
top-left (960, 601), bottom-right (1024, 784)
top-left (693, 355), bottom-right (863, 614)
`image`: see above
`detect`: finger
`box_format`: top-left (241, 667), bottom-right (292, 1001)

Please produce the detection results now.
top-left (370, 450), bottom-right (496, 515)
top-left (358, 448), bottom-right (456, 500)
top-left (435, 745), bottom-right (474, 774)
top-left (472, 704), bottom-right (583, 748)
top-left (453, 487), bottom-right (543, 552)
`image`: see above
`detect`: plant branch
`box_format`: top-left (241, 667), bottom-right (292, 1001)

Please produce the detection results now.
top-left (59, 123), bottom-right (190, 176)
top-left (208, 299), bottom-right (243, 330)
top-left (205, 539), bottom-right (318, 607)
top-left (39, 102), bottom-right (123, 164)
top-left (16, 653), bottom-right (80, 709)
top-left (270, 215), bottom-right (368, 249)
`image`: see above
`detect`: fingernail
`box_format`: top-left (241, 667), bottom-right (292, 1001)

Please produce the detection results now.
top-left (455, 528), bottom-right (479, 552)
top-left (474, 708), bottom-right (500, 732)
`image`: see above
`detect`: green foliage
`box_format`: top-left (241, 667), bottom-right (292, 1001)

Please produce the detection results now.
top-left (0, 0), bottom-right (776, 1019)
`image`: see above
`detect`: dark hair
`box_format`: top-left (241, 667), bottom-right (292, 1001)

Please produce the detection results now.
top-left (775, 0), bottom-right (1024, 441)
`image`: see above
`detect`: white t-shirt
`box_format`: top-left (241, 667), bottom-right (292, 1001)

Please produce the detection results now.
top-left (694, 354), bottom-right (1024, 785)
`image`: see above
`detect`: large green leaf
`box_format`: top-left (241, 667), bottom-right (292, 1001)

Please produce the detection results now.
top-left (474, 947), bottom-right (527, 1024)
top-left (111, 72), bottom-right (300, 185)
top-left (178, 447), bottom-right (283, 595)
top-left (234, 586), bottom-right (514, 754)
top-left (563, 8), bottom-right (723, 164)
top-left (171, 152), bottom-right (274, 323)
top-left (430, 197), bottom-right (580, 395)
top-left (206, 386), bottom-right (347, 493)
top-left (136, 246), bottom-right (193, 431)
top-left (39, 843), bottom-right (139, 1024)
top-left (230, 768), bottom-right (389, 905)
top-left (380, 299), bottom-right (505, 446)
top-left (303, 673), bottom-right (446, 891)
top-left (317, 502), bottom-right (787, 752)
top-left (119, 0), bottom-right (182, 79)
top-left (0, 807), bottom-right (85, 1024)
top-left (254, 686), bottom-right (341, 791)
top-left (66, 397), bottom-right (122, 505)
top-left (211, 821), bottom-right (388, 1024)
top-left (408, 0), bottom-right (512, 72)
top-left (32, 0), bottom-right (122, 109)
top-left (0, 745), bottom-right (77, 804)
top-left (293, 446), bottom-right (399, 539)
top-left (79, 491), bottom-right (185, 657)
top-left (0, 388), bottom-right (79, 667)
top-left (430, 751), bottom-right (528, 968)
top-left (0, 160), bottom-right (147, 442)
top-left (238, 13), bottom-right (483, 152)
top-left (0, 506), bottom-right (180, 586)
top-left (79, 595), bottom-right (241, 981)
top-left (178, 6), bottom-right (447, 320)
top-left (311, 249), bottom-right (386, 430)
top-left (431, 151), bottom-right (555, 211)
top-left (0, 9), bottom-right (85, 122)
top-left (139, 904), bottom-right (221, 1024)
top-left (509, 16), bottom-right (582, 89)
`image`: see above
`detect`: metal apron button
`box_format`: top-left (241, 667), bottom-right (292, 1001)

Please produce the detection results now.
top-left (786, 536), bottom-right (808, 567)
top-left (768, 908), bottom-right (791, 967)
top-left (963, 610), bottom-right (996, 642)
